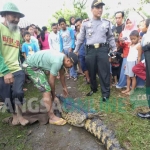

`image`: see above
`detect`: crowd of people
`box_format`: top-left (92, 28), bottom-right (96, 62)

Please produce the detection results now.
top-left (0, 0), bottom-right (150, 127)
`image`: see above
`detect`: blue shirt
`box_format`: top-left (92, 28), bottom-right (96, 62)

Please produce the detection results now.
top-left (59, 27), bottom-right (75, 52)
top-left (22, 42), bottom-right (38, 56)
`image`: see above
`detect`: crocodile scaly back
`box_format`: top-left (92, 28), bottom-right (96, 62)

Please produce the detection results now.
top-left (56, 95), bottom-right (124, 150)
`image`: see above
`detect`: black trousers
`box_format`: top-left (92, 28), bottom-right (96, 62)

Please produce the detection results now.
top-left (144, 50), bottom-right (150, 108)
top-left (0, 70), bottom-right (25, 113)
top-left (85, 46), bottom-right (110, 97)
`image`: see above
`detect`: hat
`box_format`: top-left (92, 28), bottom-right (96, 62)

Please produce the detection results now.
top-left (91, 0), bottom-right (105, 8)
top-left (68, 52), bottom-right (78, 70)
top-left (0, 2), bottom-right (24, 18)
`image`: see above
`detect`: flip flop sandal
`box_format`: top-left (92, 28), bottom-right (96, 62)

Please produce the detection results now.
top-left (49, 118), bottom-right (66, 126)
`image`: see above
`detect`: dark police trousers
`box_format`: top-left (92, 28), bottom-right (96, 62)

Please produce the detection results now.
top-left (143, 48), bottom-right (150, 108)
top-left (0, 70), bottom-right (25, 113)
top-left (85, 46), bottom-right (110, 97)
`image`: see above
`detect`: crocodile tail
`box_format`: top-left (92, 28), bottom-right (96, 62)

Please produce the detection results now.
top-left (84, 118), bottom-right (123, 150)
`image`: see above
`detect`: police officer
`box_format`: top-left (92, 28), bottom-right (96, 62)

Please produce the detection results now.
top-left (74, 0), bottom-right (117, 101)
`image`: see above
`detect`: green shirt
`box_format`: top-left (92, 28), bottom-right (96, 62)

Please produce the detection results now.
top-left (0, 23), bottom-right (21, 77)
top-left (27, 50), bottom-right (65, 76)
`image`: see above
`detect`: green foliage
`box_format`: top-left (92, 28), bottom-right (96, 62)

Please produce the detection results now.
top-left (142, 11), bottom-right (150, 18)
top-left (73, 0), bottom-right (88, 19)
top-left (47, 0), bottom-right (88, 31)
top-left (102, 0), bottom-right (150, 24)
top-left (77, 76), bottom-right (150, 150)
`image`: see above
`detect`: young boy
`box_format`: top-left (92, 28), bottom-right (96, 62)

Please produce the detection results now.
top-left (58, 18), bottom-right (77, 81)
top-left (22, 32), bottom-right (38, 59)
top-left (111, 39), bottom-right (123, 86)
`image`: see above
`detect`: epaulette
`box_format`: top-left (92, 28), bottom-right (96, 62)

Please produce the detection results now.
top-left (102, 18), bottom-right (110, 22)
top-left (82, 19), bottom-right (90, 24)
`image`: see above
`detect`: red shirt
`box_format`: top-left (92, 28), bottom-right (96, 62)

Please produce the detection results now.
top-left (119, 32), bottom-right (130, 58)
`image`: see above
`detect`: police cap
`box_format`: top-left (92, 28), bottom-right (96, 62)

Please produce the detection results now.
top-left (91, 0), bottom-right (105, 8)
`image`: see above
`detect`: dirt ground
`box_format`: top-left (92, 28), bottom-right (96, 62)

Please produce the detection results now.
top-left (25, 78), bottom-right (105, 150)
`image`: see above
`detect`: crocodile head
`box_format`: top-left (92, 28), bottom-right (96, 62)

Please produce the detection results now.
top-left (55, 95), bottom-right (103, 127)
top-left (55, 95), bottom-right (89, 127)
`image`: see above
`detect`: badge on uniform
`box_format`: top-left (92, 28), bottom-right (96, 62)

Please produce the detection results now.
top-left (88, 33), bottom-right (92, 36)
top-left (94, 43), bottom-right (100, 48)
top-left (88, 29), bottom-right (92, 36)
top-left (87, 21), bottom-right (93, 36)
top-left (88, 22), bottom-right (92, 28)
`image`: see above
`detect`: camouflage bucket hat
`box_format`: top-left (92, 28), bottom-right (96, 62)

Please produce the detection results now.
top-left (0, 2), bottom-right (24, 18)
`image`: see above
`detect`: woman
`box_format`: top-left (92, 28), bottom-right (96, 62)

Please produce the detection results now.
top-left (70, 16), bottom-right (76, 30)
top-left (40, 26), bottom-right (50, 50)
top-left (116, 16), bottom-right (138, 89)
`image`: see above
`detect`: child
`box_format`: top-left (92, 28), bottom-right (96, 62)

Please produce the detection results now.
top-left (132, 19), bottom-right (150, 81)
top-left (111, 39), bottom-right (123, 86)
top-left (58, 18), bottom-right (77, 81)
top-left (22, 31), bottom-right (38, 59)
top-left (122, 30), bottom-right (142, 95)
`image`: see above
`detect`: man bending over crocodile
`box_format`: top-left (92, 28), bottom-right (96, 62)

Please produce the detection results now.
top-left (23, 50), bottom-right (78, 125)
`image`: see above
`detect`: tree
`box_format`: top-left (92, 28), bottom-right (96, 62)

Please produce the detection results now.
top-left (73, 0), bottom-right (88, 19)
top-left (47, 0), bottom-right (88, 31)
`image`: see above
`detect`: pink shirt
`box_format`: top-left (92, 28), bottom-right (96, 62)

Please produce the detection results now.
top-left (40, 33), bottom-right (50, 50)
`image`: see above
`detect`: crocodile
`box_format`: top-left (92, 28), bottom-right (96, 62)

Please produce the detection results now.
top-left (54, 95), bottom-right (124, 150)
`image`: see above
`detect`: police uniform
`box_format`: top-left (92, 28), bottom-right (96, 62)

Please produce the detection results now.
top-left (74, 0), bottom-right (116, 101)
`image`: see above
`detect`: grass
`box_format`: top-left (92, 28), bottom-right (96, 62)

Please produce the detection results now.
top-left (0, 83), bottom-right (42, 150)
top-left (0, 77), bottom-right (150, 150)
top-left (0, 113), bottom-right (32, 150)
top-left (77, 76), bottom-right (150, 150)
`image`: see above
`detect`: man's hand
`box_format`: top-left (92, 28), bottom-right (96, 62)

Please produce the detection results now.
top-left (119, 37), bottom-right (125, 43)
top-left (63, 87), bottom-right (69, 97)
top-left (74, 52), bottom-right (78, 56)
top-left (109, 57), bottom-right (112, 62)
top-left (121, 54), bottom-right (123, 58)
top-left (113, 49), bottom-right (117, 52)
top-left (53, 97), bottom-right (60, 104)
top-left (69, 48), bottom-right (72, 52)
top-left (4, 73), bottom-right (14, 84)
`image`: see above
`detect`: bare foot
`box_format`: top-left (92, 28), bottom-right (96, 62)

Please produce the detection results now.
top-left (12, 114), bottom-right (20, 126)
top-left (23, 88), bottom-right (28, 91)
top-left (125, 91), bottom-right (130, 95)
top-left (125, 90), bottom-right (134, 95)
top-left (121, 89), bottom-right (130, 94)
top-left (18, 116), bottom-right (29, 126)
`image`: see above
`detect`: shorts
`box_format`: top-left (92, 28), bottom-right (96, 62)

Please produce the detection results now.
top-left (24, 66), bottom-right (51, 92)
top-left (112, 67), bottom-right (119, 76)
top-left (0, 70), bottom-right (25, 113)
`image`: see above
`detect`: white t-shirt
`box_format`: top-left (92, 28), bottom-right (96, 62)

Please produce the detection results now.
top-left (48, 31), bottom-right (60, 52)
